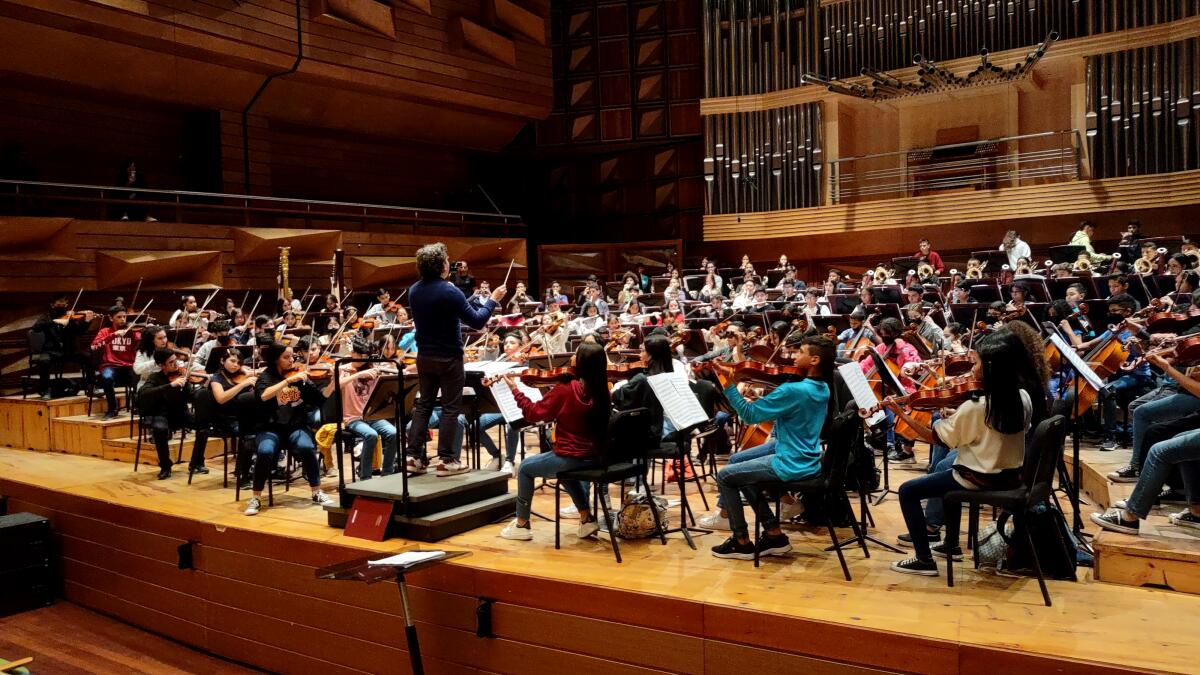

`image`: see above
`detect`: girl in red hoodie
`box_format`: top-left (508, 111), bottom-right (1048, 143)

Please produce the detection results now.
top-left (500, 342), bottom-right (611, 541)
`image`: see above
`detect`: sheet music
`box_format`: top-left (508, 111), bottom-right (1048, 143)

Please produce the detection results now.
top-left (838, 361), bottom-right (886, 426)
top-left (1048, 333), bottom-right (1107, 391)
top-left (367, 550), bottom-right (445, 567)
top-left (465, 360), bottom-right (522, 379)
top-left (647, 372), bottom-right (709, 430)
top-left (489, 377), bottom-right (542, 424)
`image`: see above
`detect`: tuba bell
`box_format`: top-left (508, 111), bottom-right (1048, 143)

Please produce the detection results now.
top-left (917, 261), bottom-right (935, 280)
top-left (873, 265), bottom-right (890, 285)
top-left (1133, 256), bottom-right (1154, 275)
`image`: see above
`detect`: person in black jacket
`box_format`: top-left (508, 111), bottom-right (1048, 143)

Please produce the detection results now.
top-left (136, 348), bottom-right (192, 480)
top-left (244, 341), bottom-right (334, 516)
top-left (611, 333), bottom-right (676, 442)
top-left (32, 295), bottom-right (95, 399)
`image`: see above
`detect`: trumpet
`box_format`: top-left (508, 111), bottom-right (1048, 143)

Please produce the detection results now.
top-left (1072, 255), bottom-right (1094, 273)
top-left (916, 261), bottom-right (934, 280)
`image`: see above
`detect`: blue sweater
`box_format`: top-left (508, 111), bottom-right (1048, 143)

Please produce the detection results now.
top-left (724, 379), bottom-right (829, 480)
top-left (409, 278), bottom-right (496, 357)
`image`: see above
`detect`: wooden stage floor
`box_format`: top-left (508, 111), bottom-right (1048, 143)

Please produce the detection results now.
top-left (0, 445), bottom-right (1195, 674)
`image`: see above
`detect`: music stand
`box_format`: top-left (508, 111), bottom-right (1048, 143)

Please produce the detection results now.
top-left (949, 303), bottom-right (990, 331)
top-left (811, 314), bottom-right (851, 335)
top-left (970, 250), bottom-right (1009, 272)
top-left (869, 286), bottom-right (903, 305)
top-left (867, 349), bottom-right (908, 506)
top-left (315, 550), bottom-right (469, 675)
top-left (830, 294), bottom-right (862, 314)
top-left (891, 256), bottom-right (922, 279)
top-left (863, 303), bottom-right (903, 323)
top-left (1048, 245), bottom-right (1086, 265)
top-left (968, 283), bottom-right (1002, 303)
top-left (1048, 334), bottom-right (1105, 545)
top-left (332, 357), bottom-right (416, 513)
top-left (167, 328), bottom-right (196, 350)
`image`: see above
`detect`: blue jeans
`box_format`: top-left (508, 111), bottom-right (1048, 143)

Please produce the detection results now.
top-left (254, 428), bottom-right (320, 492)
top-left (1131, 391), bottom-right (1200, 467)
top-left (924, 450), bottom-right (957, 529)
top-left (1125, 429), bottom-right (1200, 518)
top-left (478, 412), bottom-right (521, 462)
top-left (98, 365), bottom-right (129, 413)
top-left (899, 469), bottom-right (963, 561)
top-left (715, 455), bottom-right (801, 540)
top-left (515, 452), bottom-right (593, 520)
top-left (346, 419), bottom-right (397, 480)
top-left (716, 439), bottom-right (777, 511)
top-left (1103, 373), bottom-right (1153, 437)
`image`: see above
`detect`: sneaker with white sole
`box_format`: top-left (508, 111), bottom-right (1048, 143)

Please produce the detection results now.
top-left (500, 519), bottom-right (533, 540)
top-left (312, 492), bottom-right (335, 507)
top-left (931, 542), bottom-right (964, 561)
top-left (559, 504), bottom-right (579, 519)
top-left (1169, 511), bottom-right (1200, 530)
top-left (780, 499), bottom-right (804, 522)
top-left (1090, 509), bottom-right (1139, 534)
top-left (244, 497), bottom-right (262, 516)
top-left (698, 512), bottom-right (731, 530)
top-left (406, 458), bottom-right (427, 474)
top-left (1108, 465), bottom-right (1139, 483)
top-left (577, 518), bottom-right (599, 539)
top-left (501, 460), bottom-right (514, 477)
top-left (891, 556), bottom-right (938, 576)
top-left (484, 456), bottom-right (501, 471)
top-left (435, 460), bottom-right (470, 477)
top-left (755, 533), bottom-right (792, 557)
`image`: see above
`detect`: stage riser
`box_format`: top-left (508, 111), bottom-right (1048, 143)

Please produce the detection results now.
top-left (0, 396), bottom-right (91, 451)
top-left (327, 494), bottom-right (518, 543)
top-left (0, 477), bottom-right (1143, 675)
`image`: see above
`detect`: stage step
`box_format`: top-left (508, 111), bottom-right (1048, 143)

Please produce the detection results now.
top-left (1062, 445), bottom-right (1134, 511)
top-left (325, 493), bottom-right (516, 542)
top-left (344, 470), bottom-right (511, 518)
top-left (0, 394), bottom-right (92, 451)
top-left (49, 413), bottom-right (135, 459)
top-left (100, 435), bottom-right (198, 464)
top-left (1094, 517), bottom-right (1200, 595)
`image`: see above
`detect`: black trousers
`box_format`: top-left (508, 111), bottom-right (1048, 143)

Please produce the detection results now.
top-left (406, 354), bottom-right (465, 463)
top-left (147, 412), bottom-right (191, 470)
top-left (37, 352), bottom-right (92, 394)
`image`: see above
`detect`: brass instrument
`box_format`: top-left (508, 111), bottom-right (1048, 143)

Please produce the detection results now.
top-left (965, 260), bottom-right (983, 280)
top-left (916, 261), bottom-right (934, 280)
top-left (1015, 260), bottom-right (1033, 276)
top-left (1072, 254), bottom-right (1094, 273)
top-left (1184, 249), bottom-right (1200, 268)
top-left (1133, 256), bottom-right (1154, 275)
top-left (873, 265), bottom-right (890, 285)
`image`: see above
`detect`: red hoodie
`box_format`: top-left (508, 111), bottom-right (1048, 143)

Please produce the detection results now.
top-left (91, 327), bottom-right (138, 369)
top-left (511, 379), bottom-right (601, 460)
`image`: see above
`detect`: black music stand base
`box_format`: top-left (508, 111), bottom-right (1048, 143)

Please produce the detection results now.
top-left (397, 573), bottom-right (424, 675)
top-left (830, 491), bottom-right (902, 554)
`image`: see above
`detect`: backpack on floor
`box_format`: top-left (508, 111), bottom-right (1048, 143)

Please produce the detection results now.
top-left (615, 490), bottom-right (670, 539)
top-left (1000, 502), bottom-right (1078, 581)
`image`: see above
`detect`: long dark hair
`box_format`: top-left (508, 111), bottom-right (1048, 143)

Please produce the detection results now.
top-left (261, 341), bottom-right (290, 375)
top-left (573, 342), bottom-right (611, 439)
top-left (975, 329), bottom-right (1037, 434)
top-left (138, 326), bottom-right (164, 356)
top-left (643, 334), bottom-right (673, 376)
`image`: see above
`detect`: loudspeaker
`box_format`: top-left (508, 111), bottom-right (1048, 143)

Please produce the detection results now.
top-left (0, 512), bottom-right (55, 617)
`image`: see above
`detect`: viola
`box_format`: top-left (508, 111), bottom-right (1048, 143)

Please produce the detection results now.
top-left (864, 375), bottom-right (983, 417)
top-left (942, 351), bottom-right (975, 377)
top-left (703, 359), bottom-right (807, 386)
top-left (605, 359), bottom-right (647, 381)
top-left (507, 366), bottom-right (576, 387)
top-left (169, 367), bottom-right (210, 385)
top-left (230, 367), bottom-right (263, 384)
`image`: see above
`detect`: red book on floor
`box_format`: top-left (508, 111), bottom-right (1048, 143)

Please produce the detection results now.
top-left (344, 496), bottom-right (394, 541)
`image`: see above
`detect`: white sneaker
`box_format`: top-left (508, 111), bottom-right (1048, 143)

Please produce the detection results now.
top-left (780, 498), bottom-right (804, 522)
top-left (312, 491), bottom-right (335, 507)
top-left (698, 513), bottom-right (731, 530)
top-left (500, 519), bottom-right (533, 540)
top-left (559, 504), bottom-right (579, 519)
top-left (436, 460), bottom-right (470, 477)
top-left (484, 456), bottom-right (501, 471)
top-left (244, 497), bottom-right (261, 516)
top-left (578, 518), bottom-right (599, 539)
top-left (501, 460), bottom-right (514, 477)
top-left (406, 458), bottom-right (427, 474)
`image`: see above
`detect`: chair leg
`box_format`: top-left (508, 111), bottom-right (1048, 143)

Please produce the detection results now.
top-left (176, 429), bottom-right (187, 466)
top-left (971, 505), bottom-right (981, 569)
top-left (828, 524), bottom-right (851, 581)
top-left (598, 482), bottom-right (621, 563)
top-left (554, 482), bottom-right (561, 550)
top-left (1020, 514), bottom-right (1053, 607)
top-left (133, 429), bottom-right (141, 473)
top-left (647, 473), bottom-right (667, 546)
top-left (945, 503), bottom-right (960, 588)
top-left (752, 505), bottom-right (761, 569)
top-left (684, 453), bottom-right (709, 511)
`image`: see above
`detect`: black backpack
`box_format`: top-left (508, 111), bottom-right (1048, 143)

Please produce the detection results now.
top-left (1001, 501), bottom-right (1078, 581)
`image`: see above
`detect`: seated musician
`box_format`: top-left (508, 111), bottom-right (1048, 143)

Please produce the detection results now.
top-left (365, 289), bottom-right (397, 325)
top-left (244, 341), bottom-right (335, 516)
top-left (475, 333), bottom-right (529, 476)
top-left (208, 347), bottom-right (258, 486)
top-left (887, 329), bottom-right (1038, 575)
top-left (1076, 294), bottom-right (1153, 451)
top-left (1107, 275), bottom-right (1132, 301)
top-left (570, 302), bottom-right (604, 336)
top-left (545, 281), bottom-right (570, 307)
top-left (247, 315), bottom-right (273, 346)
top-left (90, 305), bottom-right (137, 418)
top-left (533, 299), bottom-right (570, 353)
top-left (1163, 267), bottom-right (1200, 310)
top-left (1069, 220), bottom-right (1112, 267)
top-left (1046, 300), bottom-right (1085, 348)
top-left (169, 295), bottom-right (204, 330)
top-left (318, 294), bottom-right (344, 335)
top-left (611, 333), bottom-right (681, 442)
top-left (704, 262), bottom-right (725, 296)
top-left (776, 279), bottom-right (800, 303)
top-left (859, 317), bottom-right (922, 463)
top-left (731, 280), bottom-right (757, 311)
top-left (620, 298), bottom-right (645, 324)
top-left (506, 281), bottom-right (534, 314)
top-left (1092, 350), bottom-right (1200, 535)
top-left (498, 342), bottom-right (610, 541)
top-left (134, 326), bottom-right (168, 390)
top-left (1005, 283), bottom-right (1029, 314)
top-left (904, 285), bottom-right (930, 312)
top-left (32, 295), bottom-right (95, 399)
top-left (943, 323), bottom-right (968, 354)
top-left (904, 304), bottom-right (946, 353)
top-left (191, 320), bottom-right (233, 373)
top-left (949, 280), bottom-right (972, 304)
top-left (1050, 262), bottom-right (1073, 279)
top-left (705, 335), bottom-right (835, 560)
top-left (985, 301), bottom-right (1006, 329)
top-left (836, 308), bottom-right (876, 351)
top-left (915, 238), bottom-right (945, 275)
top-left (136, 348), bottom-right (202, 480)
top-left (800, 288), bottom-right (830, 319)
top-left (338, 338), bottom-right (398, 481)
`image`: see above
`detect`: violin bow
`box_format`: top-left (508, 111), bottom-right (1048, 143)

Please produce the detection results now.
top-left (68, 287), bottom-right (84, 315)
top-left (120, 300), bottom-right (153, 336)
top-left (129, 277), bottom-right (144, 315)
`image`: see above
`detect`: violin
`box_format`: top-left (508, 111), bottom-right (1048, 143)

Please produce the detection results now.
top-left (863, 375), bottom-right (983, 417)
top-left (169, 366), bottom-right (211, 385)
top-left (230, 366), bottom-right (263, 384)
top-left (503, 366), bottom-right (576, 387)
top-left (605, 359), bottom-right (647, 382)
top-left (942, 350), bottom-right (976, 377)
top-left (284, 358), bottom-right (334, 381)
top-left (699, 359), bottom-right (807, 386)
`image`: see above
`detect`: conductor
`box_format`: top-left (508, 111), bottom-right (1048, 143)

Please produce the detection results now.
top-left (405, 243), bottom-right (506, 476)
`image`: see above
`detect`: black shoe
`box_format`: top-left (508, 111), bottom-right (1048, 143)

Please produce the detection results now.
top-left (102, 410), bottom-right (119, 420)
top-left (711, 536), bottom-right (756, 560)
top-left (755, 533), bottom-right (793, 557)
top-left (1107, 465), bottom-right (1139, 483)
top-left (156, 468), bottom-right (172, 480)
top-left (1098, 438), bottom-right (1119, 451)
top-left (1090, 509), bottom-right (1139, 534)
top-left (1159, 488), bottom-right (1188, 505)
top-left (890, 556), bottom-right (939, 576)
top-left (189, 465), bottom-right (210, 475)
top-left (887, 448), bottom-right (915, 463)
top-left (931, 542), bottom-right (964, 561)
top-left (898, 528), bottom-right (941, 545)
top-left (237, 476), bottom-right (252, 490)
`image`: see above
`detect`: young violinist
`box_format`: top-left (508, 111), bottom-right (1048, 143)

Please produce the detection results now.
top-left (169, 295), bottom-right (206, 331)
top-left (480, 333), bottom-right (528, 476)
top-left (499, 342), bottom-right (611, 541)
top-left (32, 295), bottom-right (95, 399)
top-left (208, 347), bottom-right (258, 485)
top-left (338, 338), bottom-right (398, 480)
top-left (611, 333), bottom-right (681, 442)
top-left (532, 299), bottom-right (570, 354)
top-left (244, 341), bottom-right (335, 516)
top-left (90, 305), bottom-right (138, 419)
top-left (859, 317), bottom-right (922, 463)
top-left (887, 329), bottom-right (1038, 575)
top-left (703, 335), bottom-right (835, 560)
top-left (191, 319), bottom-right (233, 373)
top-left (365, 289), bottom-right (398, 325)
top-left (136, 348), bottom-right (196, 480)
top-left (134, 326), bottom-right (167, 390)
top-left (1092, 349), bottom-right (1200, 535)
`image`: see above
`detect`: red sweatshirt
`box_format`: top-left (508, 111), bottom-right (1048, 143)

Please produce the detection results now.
top-left (91, 327), bottom-right (138, 369)
top-left (511, 380), bottom-right (600, 460)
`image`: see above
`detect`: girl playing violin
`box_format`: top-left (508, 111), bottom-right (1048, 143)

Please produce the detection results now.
top-left (244, 341), bottom-right (336, 516)
top-left (338, 338), bottom-right (398, 481)
top-left (886, 329), bottom-right (1042, 576)
top-left (499, 342), bottom-right (611, 541)
top-left (209, 347), bottom-right (259, 484)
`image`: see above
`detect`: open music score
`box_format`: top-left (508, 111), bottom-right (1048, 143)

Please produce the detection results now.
top-left (487, 371), bottom-right (543, 424)
top-left (647, 372), bottom-right (708, 430)
top-left (1048, 333), bottom-right (1106, 391)
top-left (838, 362), bottom-right (887, 426)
